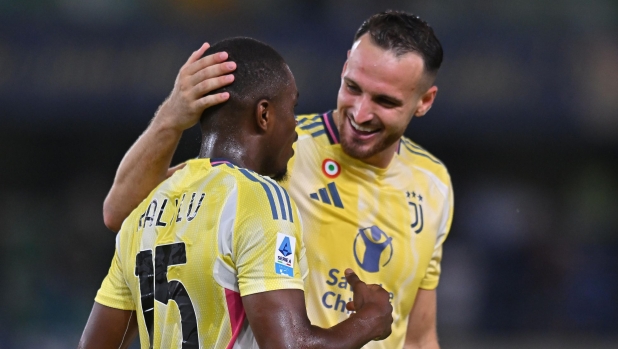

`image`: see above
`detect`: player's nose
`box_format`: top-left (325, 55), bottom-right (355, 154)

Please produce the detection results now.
top-left (351, 95), bottom-right (373, 124)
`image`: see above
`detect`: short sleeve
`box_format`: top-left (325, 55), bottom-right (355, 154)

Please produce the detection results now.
top-left (95, 250), bottom-right (135, 310)
top-left (419, 182), bottom-right (454, 290)
top-left (233, 174), bottom-right (305, 297)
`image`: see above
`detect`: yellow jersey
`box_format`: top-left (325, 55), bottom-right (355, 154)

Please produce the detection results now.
top-left (285, 111), bottom-right (454, 349)
top-left (95, 158), bottom-right (308, 349)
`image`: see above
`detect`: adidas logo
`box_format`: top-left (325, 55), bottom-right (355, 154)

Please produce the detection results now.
top-left (309, 182), bottom-right (344, 208)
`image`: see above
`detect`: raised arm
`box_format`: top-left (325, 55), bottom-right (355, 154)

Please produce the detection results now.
top-left (103, 43), bottom-right (236, 232)
top-left (244, 269), bottom-right (393, 349)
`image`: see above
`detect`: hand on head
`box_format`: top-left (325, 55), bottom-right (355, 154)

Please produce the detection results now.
top-left (154, 43), bottom-right (236, 132)
top-left (344, 268), bottom-right (393, 341)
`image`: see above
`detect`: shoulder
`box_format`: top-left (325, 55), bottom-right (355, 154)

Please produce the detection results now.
top-left (295, 111), bottom-right (339, 147)
top-left (232, 168), bottom-right (297, 224)
top-left (172, 159), bottom-right (291, 210)
top-left (397, 136), bottom-right (452, 189)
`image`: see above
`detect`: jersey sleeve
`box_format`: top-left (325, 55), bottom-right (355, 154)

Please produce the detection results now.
top-left (95, 248), bottom-right (135, 310)
top-left (419, 181), bottom-right (454, 290)
top-left (233, 174), bottom-right (305, 297)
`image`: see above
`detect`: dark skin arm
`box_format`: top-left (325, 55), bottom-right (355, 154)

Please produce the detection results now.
top-left (244, 269), bottom-right (393, 349)
top-left (78, 302), bottom-right (138, 349)
top-left (78, 271), bottom-right (391, 348)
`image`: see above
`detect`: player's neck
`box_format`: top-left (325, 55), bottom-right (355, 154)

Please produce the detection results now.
top-left (199, 132), bottom-right (262, 172)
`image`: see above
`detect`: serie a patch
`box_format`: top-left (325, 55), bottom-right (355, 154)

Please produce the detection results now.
top-left (274, 233), bottom-right (296, 277)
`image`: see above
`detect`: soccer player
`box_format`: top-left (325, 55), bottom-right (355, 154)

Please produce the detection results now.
top-left (79, 37), bottom-right (393, 349)
top-left (103, 11), bottom-right (453, 349)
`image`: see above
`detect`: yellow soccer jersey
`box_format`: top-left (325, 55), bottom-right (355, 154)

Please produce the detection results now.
top-left (95, 158), bottom-right (307, 349)
top-left (285, 111), bottom-right (454, 349)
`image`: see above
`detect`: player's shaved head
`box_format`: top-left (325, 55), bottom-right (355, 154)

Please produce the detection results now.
top-left (355, 11), bottom-right (443, 80)
top-left (200, 37), bottom-right (292, 130)
top-left (197, 36), bottom-right (298, 181)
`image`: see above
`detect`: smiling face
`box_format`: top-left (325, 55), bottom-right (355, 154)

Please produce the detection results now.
top-left (335, 34), bottom-right (437, 168)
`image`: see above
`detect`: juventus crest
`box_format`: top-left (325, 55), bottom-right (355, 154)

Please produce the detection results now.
top-left (406, 191), bottom-right (424, 234)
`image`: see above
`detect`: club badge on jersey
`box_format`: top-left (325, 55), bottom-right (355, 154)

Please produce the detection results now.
top-left (275, 233), bottom-right (296, 277)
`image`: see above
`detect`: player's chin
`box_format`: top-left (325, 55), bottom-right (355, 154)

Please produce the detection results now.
top-left (341, 136), bottom-right (381, 160)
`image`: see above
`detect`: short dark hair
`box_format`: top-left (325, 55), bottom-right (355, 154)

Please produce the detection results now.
top-left (201, 37), bottom-right (290, 122)
top-left (354, 11), bottom-right (443, 76)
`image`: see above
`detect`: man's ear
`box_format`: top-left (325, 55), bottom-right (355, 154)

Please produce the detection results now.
top-left (414, 86), bottom-right (438, 117)
top-left (255, 99), bottom-right (271, 132)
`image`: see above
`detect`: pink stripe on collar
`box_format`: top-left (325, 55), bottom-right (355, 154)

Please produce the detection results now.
top-left (322, 112), bottom-right (339, 144)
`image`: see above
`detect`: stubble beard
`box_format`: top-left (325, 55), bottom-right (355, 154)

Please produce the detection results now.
top-left (340, 136), bottom-right (384, 160)
top-left (339, 125), bottom-right (401, 162)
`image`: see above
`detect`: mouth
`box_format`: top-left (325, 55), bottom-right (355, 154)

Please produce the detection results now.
top-left (347, 115), bottom-right (380, 138)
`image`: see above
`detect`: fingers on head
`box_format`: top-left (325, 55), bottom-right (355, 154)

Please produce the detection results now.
top-left (192, 64), bottom-right (235, 87)
top-left (196, 92), bottom-right (230, 110)
top-left (187, 43), bottom-right (210, 64)
top-left (186, 50), bottom-right (228, 76)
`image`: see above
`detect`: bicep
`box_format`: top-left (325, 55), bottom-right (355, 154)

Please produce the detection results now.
top-left (404, 289), bottom-right (439, 349)
top-left (242, 289), bottom-right (311, 348)
top-left (78, 302), bottom-right (138, 349)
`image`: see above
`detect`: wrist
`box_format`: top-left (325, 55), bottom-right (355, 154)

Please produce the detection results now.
top-left (354, 306), bottom-right (386, 340)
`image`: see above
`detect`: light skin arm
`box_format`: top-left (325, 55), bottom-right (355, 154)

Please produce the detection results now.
top-left (403, 289), bottom-right (440, 349)
top-left (103, 43), bottom-right (236, 232)
top-left (77, 302), bottom-right (138, 349)
top-left (243, 269), bottom-right (393, 349)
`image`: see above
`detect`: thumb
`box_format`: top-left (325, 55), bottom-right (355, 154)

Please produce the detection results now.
top-left (345, 268), bottom-right (366, 310)
top-left (344, 268), bottom-right (363, 291)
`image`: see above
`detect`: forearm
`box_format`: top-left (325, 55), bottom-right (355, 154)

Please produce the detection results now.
top-left (300, 316), bottom-right (381, 349)
top-left (256, 315), bottom-right (380, 349)
top-left (103, 103), bottom-right (183, 232)
top-left (244, 285), bottom-right (391, 349)
top-left (404, 289), bottom-right (439, 349)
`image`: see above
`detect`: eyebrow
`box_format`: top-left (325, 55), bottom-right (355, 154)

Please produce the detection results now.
top-left (375, 94), bottom-right (403, 107)
top-left (344, 77), bottom-right (403, 107)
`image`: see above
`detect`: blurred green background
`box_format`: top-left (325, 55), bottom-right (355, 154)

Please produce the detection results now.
top-left (1, 0), bottom-right (617, 347)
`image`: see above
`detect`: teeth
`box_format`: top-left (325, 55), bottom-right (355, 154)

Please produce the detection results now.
top-left (350, 118), bottom-right (376, 132)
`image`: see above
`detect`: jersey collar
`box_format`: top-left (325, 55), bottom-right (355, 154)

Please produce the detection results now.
top-left (321, 110), bottom-right (340, 145)
top-left (209, 158), bottom-right (237, 167)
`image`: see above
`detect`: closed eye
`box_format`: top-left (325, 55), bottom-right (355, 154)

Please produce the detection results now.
top-left (346, 82), bottom-right (361, 94)
top-left (376, 98), bottom-right (396, 108)
top-left (375, 96), bottom-right (402, 109)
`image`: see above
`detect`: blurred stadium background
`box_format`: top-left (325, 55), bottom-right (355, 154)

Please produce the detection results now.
top-left (1, 0), bottom-right (617, 347)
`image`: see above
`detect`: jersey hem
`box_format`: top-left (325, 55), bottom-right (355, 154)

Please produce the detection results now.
top-left (94, 295), bottom-right (135, 311)
top-left (239, 284), bottom-right (304, 298)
